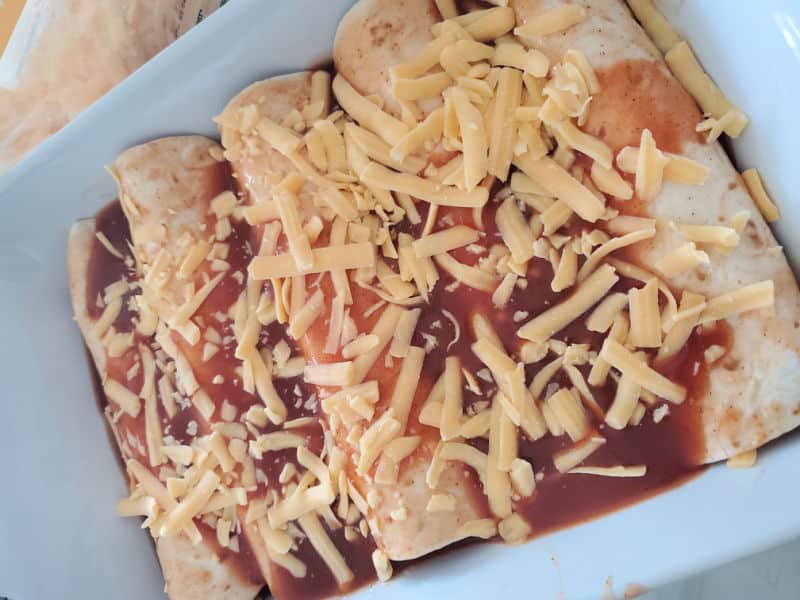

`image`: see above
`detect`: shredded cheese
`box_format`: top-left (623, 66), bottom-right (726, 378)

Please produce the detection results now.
top-left (496, 197), bottom-right (535, 263)
top-left (617, 146), bottom-right (709, 186)
top-left (250, 350), bottom-right (287, 424)
top-left (448, 86), bottom-right (490, 190)
top-left (435, 253), bottom-right (497, 292)
top-left (509, 458), bottom-right (536, 497)
top-left (586, 293), bottom-right (628, 333)
top-left (393, 72), bottom-right (452, 101)
top-left (605, 373), bottom-right (641, 430)
top-left (390, 347), bottom-right (426, 432)
top-left (256, 116), bottom-right (302, 155)
top-left (498, 513), bottom-right (530, 544)
top-left (160, 471), bottom-right (220, 537)
top-left (599, 338), bottom-right (686, 403)
top-left (634, 128), bottom-right (669, 202)
top-left (514, 154), bottom-right (605, 222)
top-left (492, 273), bottom-right (517, 308)
top-left (298, 512), bottom-right (354, 585)
top-left (93, 298), bottom-right (122, 337)
top-left (95, 231), bottom-right (124, 260)
top-left (590, 162), bottom-right (633, 200)
top-left (551, 120), bottom-right (613, 169)
top-left (488, 397), bottom-right (514, 519)
top-left (104, 378), bottom-right (141, 418)
top-left (488, 67), bottom-right (524, 180)
top-left (518, 264), bottom-right (619, 342)
top-left (577, 228), bottom-right (655, 282)
top-left (655, 242), bottom-right (710, 279)
top-left (304, 361), bottom-right (356, 387)
top-left (390, 108), bottom-right (444, 163)
top-left (346, 122), bottom-right (426, 174)
top-left (699, 280), bottom-right (774, 324)
top-left (441, 356), bottom-right (464, 441)
top-left (304, 70), bottom-right (332, 121)
top-left (426, 493), bottom-right (456, 512)
top-left (569, 465), bottom-right (647, 477)
top-left (372, 549), bottom-right (393, 582)
top-left (627, 279), bottom-right (662, 348)
top-left (657, 291), bottom-right (705, 361)
top-left (140, 347), bottom-right (162, 467)
top-left (288, 288), bottom-right (325, 339)
top-left (332, 74), bottom-right (408, 145)
top-left (492, 43), bottom-right (549, 78)
top-left (435, 7), bottom-right (516, 42)
top-left (551, 245), bottom-right (577, 292)
top-left (440, 442), bottom-right (489, 487)
top-left (670, 222), bottom-right (740, 248)
top-left (514, 4), bottom-right (586, 38)
top-left (267, 483), bottom-right (336, 530)
top-left (358, 409), bottom-right (402, 475)
top-left (383, 435), bottom-right (421, 464)
top-left (626, 0), bottom-right (682, 53)
top-left (742, 168), bottom-right (780, 223)
top-left (665, 41), bottom-right (748, 137)
top-left (553, 435), bottom-right (605, 473)
top-left (249, 243), bottom-right (375, 279)
top-left (457, 518), bottom-right (497, 540)
top-left (362, 161), bottom-right (489, 207)
top-left (389, 308), bottom-right (422, 358)
top-left (413, 225), bottom-right (480, 258)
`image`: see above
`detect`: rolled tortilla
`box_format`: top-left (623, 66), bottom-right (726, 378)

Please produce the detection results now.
top-left (108, 135), bottom-right (283, 594)
top-left (333, 0), bottom-right (800, 465)
top-left (111, 135), bottom-right (379, 598)
top-left (334, 0), bottom-right (443, 119)
top-left (218, 75), bottom-right (489, 562)
top-left (510, 0), bottom-right (800, 462)
top-left (67, 212), bottom-right (263, 600)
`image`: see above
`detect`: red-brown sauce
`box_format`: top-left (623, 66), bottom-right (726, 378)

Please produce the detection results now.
top-left (83, 158), bottom-right (726, 597)
top-left (585, 59), bottom-right (704, 154)
top-left (85, 198), bottom-right (379, 599)
top-left (272, 527), bottom-right (377, 600)
top-left (77, 10), bottom-right (763, 598)
top-left (86, 202), bottom-right (138, 328)
top-left (392, 195), bottom-right (715, 540)
top-left (86, 200), bottom-right (267, 589)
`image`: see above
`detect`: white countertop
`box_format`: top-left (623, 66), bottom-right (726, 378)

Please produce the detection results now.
top-left (649, 537), bottom-right (800, 599)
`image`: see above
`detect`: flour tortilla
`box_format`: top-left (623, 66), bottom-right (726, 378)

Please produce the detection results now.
top-left (510, 0), bottom-right (800, 462)
top-left (110, 135), bottom-right (280, 592)
top-left (218, 75), bottom-right (488, 562)
top-left (67, 217), bottom-right (262, 600)
top-left (333, 0), bottom-right (800, 464)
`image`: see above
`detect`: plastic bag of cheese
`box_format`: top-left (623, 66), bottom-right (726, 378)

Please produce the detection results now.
top-left (0, 0), bottom-right (227, 174)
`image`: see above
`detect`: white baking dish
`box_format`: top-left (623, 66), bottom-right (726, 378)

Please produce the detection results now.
top-left (1, 1), bottom-right (798, 598)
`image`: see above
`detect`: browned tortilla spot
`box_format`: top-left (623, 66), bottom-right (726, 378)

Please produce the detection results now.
top-left (586, 59), bottom-right (703, 154)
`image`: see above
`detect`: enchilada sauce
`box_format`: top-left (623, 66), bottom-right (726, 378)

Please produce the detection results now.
top-left (83, 176), bottom-right (720, 597)
top-left (391, 197), bottom-right (715, 540)
top-left (85, 199), bottom-right (377, 599)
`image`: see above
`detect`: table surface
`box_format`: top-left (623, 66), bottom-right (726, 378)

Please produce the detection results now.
top-left (648, 537), bottom-right (800, 599)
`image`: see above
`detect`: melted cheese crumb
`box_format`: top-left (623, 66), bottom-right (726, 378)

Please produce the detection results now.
top-left (726, 449), bottom-right (757, 469)
top-left (372, 549), bottom-right (393, 582)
